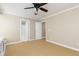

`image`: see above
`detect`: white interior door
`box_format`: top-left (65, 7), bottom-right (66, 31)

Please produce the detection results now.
top-left (20, 19), bottom-right (30, 41)
top-left (35, 22), bottom-right (42, 40)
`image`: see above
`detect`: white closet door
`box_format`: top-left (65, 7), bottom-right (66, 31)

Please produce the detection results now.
top-left (35, 22), bottom-right (42, 40)
top-left (20, 19), bottom-right (30, 41)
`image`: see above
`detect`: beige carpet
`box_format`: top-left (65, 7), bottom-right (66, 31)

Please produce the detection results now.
top-left (5, 39), bottom-right (79, 56)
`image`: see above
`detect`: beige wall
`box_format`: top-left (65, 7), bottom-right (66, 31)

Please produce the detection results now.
top-left (45, 7), bottom-right (79, 49)
top-left (0, 14), bottom-right (21, 43)
top-left (0, 13), bottom-right (36, 43)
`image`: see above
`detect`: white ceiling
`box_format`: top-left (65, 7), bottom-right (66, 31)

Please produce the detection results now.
top-left (0, 3), bottom-right (79, 20)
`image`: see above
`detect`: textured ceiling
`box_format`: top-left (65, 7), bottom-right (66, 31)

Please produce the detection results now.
top-left (0, 3), bottom-right (79, 20)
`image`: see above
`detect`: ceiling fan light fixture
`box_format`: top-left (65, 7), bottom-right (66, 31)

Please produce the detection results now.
top-left (35, 11), bottom-right (38, 15)
top-left (24, 3), bottom-right (48, 15)
top-left (34, 8), bottom-right (38, 15)
top-left (35, 13), bottom-right (37, 15)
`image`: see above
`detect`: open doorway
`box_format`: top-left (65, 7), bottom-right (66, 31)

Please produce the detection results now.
top-left (42, 22), bottom-right (46, 39)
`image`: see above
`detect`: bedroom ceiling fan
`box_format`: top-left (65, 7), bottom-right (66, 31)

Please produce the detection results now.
top-left (24, 3), bottom-right (48, 15)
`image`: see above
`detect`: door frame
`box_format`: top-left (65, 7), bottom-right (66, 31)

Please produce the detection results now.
top-left (20, 19), bottom-right (30, 41)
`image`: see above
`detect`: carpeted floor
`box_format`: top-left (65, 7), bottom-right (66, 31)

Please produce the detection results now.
top-left (5, 39), bottom-right (79, 56)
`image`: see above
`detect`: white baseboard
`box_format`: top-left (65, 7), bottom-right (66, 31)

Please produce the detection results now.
top-left (7, 39), bottom-right (79, 52)
top-left (6, 41), bottom-right (25, 45)
top-left (46, 40), bottom-right (79, 52)
top-left (6, 39), bottom-right (35, 45)
top-left (6, 39), bottom-right (43, 45)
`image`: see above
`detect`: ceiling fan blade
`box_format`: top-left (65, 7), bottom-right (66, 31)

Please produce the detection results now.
top-left (40, 3), bottom-right (47, 6)
top-left (40, 7), bottom-right (48, 12)
top-left (24, 7), bottom-right (34, 9)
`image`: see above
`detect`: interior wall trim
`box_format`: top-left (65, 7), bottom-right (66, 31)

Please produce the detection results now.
top-left (42, 5), bottom-right (79, 20)
top-left (6, 39), bottom-right (34, 45)
top-left (46, 40), bottom-right (79, 52)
